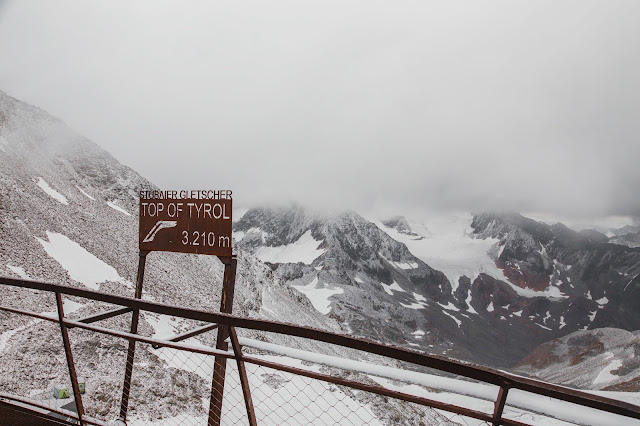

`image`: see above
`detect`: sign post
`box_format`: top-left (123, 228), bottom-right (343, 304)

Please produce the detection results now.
top-left (120, 190), bottom-right (242, 425)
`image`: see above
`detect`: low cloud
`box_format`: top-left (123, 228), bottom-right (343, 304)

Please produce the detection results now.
top-left (1, 1), bottom-right (639, 223)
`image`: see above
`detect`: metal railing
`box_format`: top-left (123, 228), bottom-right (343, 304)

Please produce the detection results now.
top-left (1, 276), bottom-right (639, 426)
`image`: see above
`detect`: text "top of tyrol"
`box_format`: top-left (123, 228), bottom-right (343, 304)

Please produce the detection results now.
top-left (140, 200), bottom-right (230, 220)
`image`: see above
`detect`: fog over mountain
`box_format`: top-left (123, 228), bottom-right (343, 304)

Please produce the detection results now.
top-left (1, 1), bottom-right (640, 223)
top-left (2, 85), bottom-right (640, 424)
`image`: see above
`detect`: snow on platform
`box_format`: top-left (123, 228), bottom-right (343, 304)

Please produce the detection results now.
top-left (240, 338), bottom-right (640, 426)
top-left (139, 316), bottom-right (381, 425)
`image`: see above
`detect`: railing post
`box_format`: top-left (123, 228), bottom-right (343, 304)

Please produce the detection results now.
top-left (55, 292), bottom-right (86, 425)
top-left (119, 250), bottom-right (149, 421)
top-left (208, 256), bottom-right (237, 426)
top-left (229, 327), bottom-right (257, 426)
top-left (493, 381), bottom-right (510, 426)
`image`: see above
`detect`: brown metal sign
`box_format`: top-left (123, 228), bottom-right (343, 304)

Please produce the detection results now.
top-left (139, 190), bottom-right (232, 257)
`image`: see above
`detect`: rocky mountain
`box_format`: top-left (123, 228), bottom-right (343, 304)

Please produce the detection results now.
top-left (235, 207), bottom-right (453, 344)
top-left (609, 231), bottom-right (640, 248)
top-left (0, 90), bottom-right (345, 423)
top-left (2, 88), bottom-right (640, 423)
top-left (515, 328), bottom-right (640, 392)
top-left (236, 209), bottom-right (640, 369)
top-left (609, 225), bottom-right (640, 237)
top-left (574, 224), bottom-right (640, 248)
top-left (472, 212), bottom-right (640, 333)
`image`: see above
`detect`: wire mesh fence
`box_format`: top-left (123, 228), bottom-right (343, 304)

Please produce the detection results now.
top-left (2, 278), bottom-right (639, 426)
top-left (0, 307), bottom-right (83, 419)
top-left (68, 325), bottom-right (128, 423)
top-left (0, 301), bottom-right (499, 426)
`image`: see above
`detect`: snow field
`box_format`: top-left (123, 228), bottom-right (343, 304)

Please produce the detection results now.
top-left (442, 311), bottom-right (462, 328)
top-left (592, 355), bottom-right (624, 386)
top-left (35, 231), bottom-right (132, 290)
top-left (376, 215), bottom-right (573, 301)
top-left (375, 214), bottom-right (504, 291)
top-left (0, 298), bottom-right (84, 353)
top-left (292, 275), bottom-right (343, 315)
top-left (0, 321), bottom-right (38, 353)
top-left (254, 230), bottom-right (326, 265)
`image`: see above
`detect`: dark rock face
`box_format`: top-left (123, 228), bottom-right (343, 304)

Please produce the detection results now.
top-left (381, 216), bottom-right (423, 239)
top-left (578, 229), bottom-right (610, 244)
top-left (236, 207), bottom-right (462, 357)
top-left (609, 231), bottom-right (640, 248)
top-left (0, 90), bottom-right (341, 422)
top-left (237, 209), bottom-right (640, 368)
top-left (471, 212), bottom-right (640, 335)
top-left (234, 209), bottom-right (640, 368)
top-left (515, 328), bottom-right (640, 391)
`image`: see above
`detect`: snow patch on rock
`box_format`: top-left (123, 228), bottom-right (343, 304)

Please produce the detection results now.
top-left (380, 281), bottom-right (405, 295)
top-left (76, 185), bottom-right (95, 201)
top-left (255, 230), bottom-right (326, 265)
top-left (443, 311), bottom-right (462, 328)
top-left (36, 177), bottom-right (68, 205)
top-left (375, 214), bottom-right (503, 291)
top-left (293, 276), bottom-right (343, 315)
top-left (36, 231), bottom-right (131, 290)
top-left (6, 264), bottom-right (29, 279)
top-left (593, 357), bottom-right (623, 386)
top-left (106, 201), bottom-right (131, 216)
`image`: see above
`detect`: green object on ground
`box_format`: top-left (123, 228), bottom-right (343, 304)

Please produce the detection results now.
top-left (53, 386), bottom-right (70, 399)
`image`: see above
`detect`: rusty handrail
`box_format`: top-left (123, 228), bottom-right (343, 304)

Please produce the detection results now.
top-left (1, 275), bottom-right (640, 424)
top-left (0, 393), bottom-right (110, 426)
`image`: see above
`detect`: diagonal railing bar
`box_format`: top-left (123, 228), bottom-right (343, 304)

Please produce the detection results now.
top-left (0, 303), bottom-right (235, 358)
top-left (2, 275), bottom-right (640, 424)
top-left (55, 292), bottom-right (86, 426)
top-left (70, 307), bottom-right (133, 327)
top-left (151, 322), bottom-right (220, 349)
top-left (228, 327), bottom-right (257, 426)
top-left (166, 322), bottom-right (221, 343)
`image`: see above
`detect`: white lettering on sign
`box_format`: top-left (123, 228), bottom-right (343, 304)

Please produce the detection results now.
top-left (139, 193), bottom-right (232, 256)
top-left (141, 202), bottom-right (229, 219)
top-left (179, 231), bottom-right (231, 248)
top-left (139, 190), bottom-right (232, 200)
top-left (167, 203), bottom-right (183, 217)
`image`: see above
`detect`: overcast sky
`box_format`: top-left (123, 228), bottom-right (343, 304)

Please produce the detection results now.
top-left (1, 1), bottom-right (639, 225)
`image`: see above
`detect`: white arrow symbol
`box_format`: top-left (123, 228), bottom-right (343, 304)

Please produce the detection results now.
top-left (143, 220), bottom-right (177, 243)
